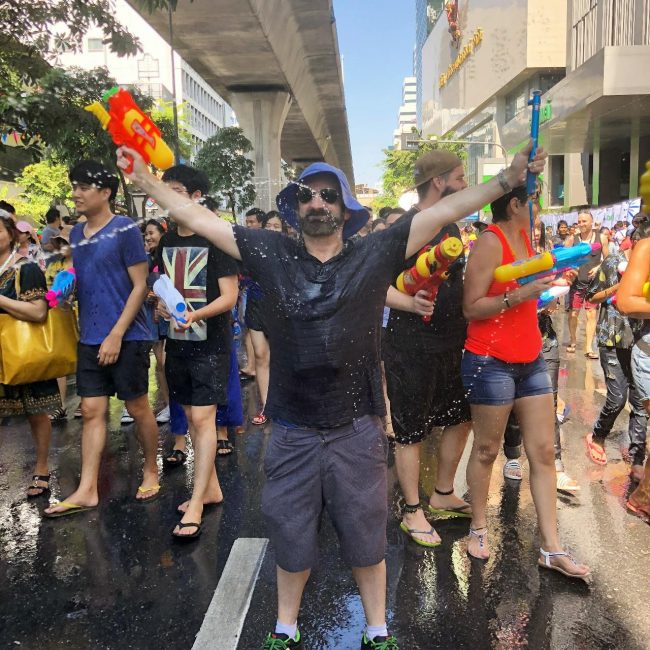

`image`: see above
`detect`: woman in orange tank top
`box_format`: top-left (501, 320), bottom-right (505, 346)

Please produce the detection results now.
top-left (461, 185), bottom-right (589, 580)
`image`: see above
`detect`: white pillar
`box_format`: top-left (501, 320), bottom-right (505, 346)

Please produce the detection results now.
top-left (229, 91), bottom-right (292, 211)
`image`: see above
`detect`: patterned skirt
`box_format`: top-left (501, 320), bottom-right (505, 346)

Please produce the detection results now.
top-left (0, 379), bottom-right (61, 417)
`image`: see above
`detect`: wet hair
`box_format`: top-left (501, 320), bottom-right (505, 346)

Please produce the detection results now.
top-left (245, 208), bottom-right (265, 223)
top-left (144, 218), bottom-right (165, 235)
top-left (45, 207), bottom-right (60, 224)
top-left (490, 185), bottom-right (529, 223)
top-left (69, 160), bottom-right (119, 201)
top-left (262, 210), bottom-right (287, 232)
top-left (0, 200), bottom-right (16, 214)
top-left (200, 195), bottom-right (220, 213)
top-left (631, 215), bottom-right (650, 241)
top-left (162, 164), bottom-right (210, 196)
top-left (0, 216), bottom-right (18, 247)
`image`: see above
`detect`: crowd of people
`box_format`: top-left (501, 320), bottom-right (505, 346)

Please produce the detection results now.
top-left (0, 139), bottom-right (648, 650)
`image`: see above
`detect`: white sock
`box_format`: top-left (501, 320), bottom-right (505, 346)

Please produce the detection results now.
top-left (366, 624), bottom-right (388, 640)
top-left (275, 621), bottom-right (298, 639)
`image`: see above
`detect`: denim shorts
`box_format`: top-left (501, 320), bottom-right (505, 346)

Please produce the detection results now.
top-left (461, 351), bottom-right (553, 405)
top-left (632, 340), bottom-right (650, 402)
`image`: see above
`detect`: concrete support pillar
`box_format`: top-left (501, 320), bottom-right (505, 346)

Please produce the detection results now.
top-left (564, 152), bottom-right (588, 208)
top-left (592, 119), bottom-right (600, 206)
top-left (228, 91), bottom-right (292, 211)
top-left (630, 117), bottom-right (640, 199)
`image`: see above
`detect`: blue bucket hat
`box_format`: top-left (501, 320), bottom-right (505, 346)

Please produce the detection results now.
top-left (276, 162), bottom-right (369, 239)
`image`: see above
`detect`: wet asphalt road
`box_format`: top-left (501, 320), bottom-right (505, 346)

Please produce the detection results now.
top-left (1, 314), bottom-right (650, 650)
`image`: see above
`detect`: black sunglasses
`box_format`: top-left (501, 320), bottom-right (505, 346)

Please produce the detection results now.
top-left (295, 185), bottom-right (340, 205)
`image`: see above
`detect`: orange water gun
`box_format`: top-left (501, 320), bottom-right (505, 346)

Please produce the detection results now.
top-left (85, 87), bottom-right (174, 173)
top-left (396, 236), bottom-right (463, 322)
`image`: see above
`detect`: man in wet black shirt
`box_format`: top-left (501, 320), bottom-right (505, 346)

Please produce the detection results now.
top-left (118, 143), bottom-right (543, 650)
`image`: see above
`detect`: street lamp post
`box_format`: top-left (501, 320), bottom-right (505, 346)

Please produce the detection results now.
top-left (168, 4), bottom-right (181, 163)
top-left (405, 137), bottom-right (508, 165)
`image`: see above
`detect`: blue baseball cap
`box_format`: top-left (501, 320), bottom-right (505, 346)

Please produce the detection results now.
top-left (276, 162), bottom-right (369, 239)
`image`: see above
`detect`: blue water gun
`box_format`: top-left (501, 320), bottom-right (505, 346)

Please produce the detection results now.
top-left (527, 90), bottom-right (542, 244)
top-left (46, 267), bottom-right (76, 308)
top-left (494, 241), bottom-right (601, 285)
top-left (537, 285), bottom-right (569, 309)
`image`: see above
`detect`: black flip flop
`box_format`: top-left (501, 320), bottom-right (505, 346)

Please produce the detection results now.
top-left (217, 440), bottom-right (234, 456)
top-left (27, 474), bottom-right (50, 499)
top-left (163, 448), bottom-right (187, 467)
top-left (172, 521), bottom-right (202, 540)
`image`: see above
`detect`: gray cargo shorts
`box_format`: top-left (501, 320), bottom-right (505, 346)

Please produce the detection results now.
top-left (261, 414), bottom-right (388, 572)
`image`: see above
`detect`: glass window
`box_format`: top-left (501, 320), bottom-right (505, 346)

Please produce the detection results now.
top-left (87, 38), bottom-right (104, 52)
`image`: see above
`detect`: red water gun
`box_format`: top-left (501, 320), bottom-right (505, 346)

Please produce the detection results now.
top-left (85, 87), bottom-right (174, 173)
top-left (396, 236), bottom-right (463, 322)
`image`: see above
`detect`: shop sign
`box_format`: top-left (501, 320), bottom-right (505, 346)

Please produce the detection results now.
top-left (439, 28), bottom-right (484, 89)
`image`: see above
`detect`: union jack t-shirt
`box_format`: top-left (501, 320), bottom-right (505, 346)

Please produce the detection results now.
top-left (157, 231), bottom-right (239, 355)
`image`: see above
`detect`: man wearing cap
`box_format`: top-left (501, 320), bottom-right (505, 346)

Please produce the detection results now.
top-left (117, 142), bottom-right (545, 650)
top-left (45, 160), bottom-right (160, 518)
top-left (383, 150), bottom-right (474, 549)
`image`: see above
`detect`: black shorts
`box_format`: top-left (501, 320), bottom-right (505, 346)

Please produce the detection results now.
top-left (165, 352), bottom-right (229, 406)
top-left (245, 293), bottom-right (265, 332)
top-left (384, 346), bottom-right (471, 444)
top-left (77, 341), bottom-right (151, 401)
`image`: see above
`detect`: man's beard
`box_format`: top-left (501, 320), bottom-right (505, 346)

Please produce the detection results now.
top-left (440, 184), bottom-right (457, 199)
top-left (299, 208), bottom-right (344, 237)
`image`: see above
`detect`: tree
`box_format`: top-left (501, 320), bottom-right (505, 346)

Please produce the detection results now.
top-left (194, 128), bottom-right (256, 219)
top-left (0, 1), bottom-right (141, 83)
top-left (374, 134), bottom-right (467, 209)
top-left (13, 162), bottom-right (73, 223)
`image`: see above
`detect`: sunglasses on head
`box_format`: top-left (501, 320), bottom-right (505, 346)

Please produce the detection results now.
top-left (295, 184), bottom-right (340, 205)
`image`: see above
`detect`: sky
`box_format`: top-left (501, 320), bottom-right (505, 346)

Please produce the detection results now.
top-left (333, 0), bottom-right (415, 188)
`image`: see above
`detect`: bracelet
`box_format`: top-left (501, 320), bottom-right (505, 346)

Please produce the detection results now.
top-left (497, 169), bottom-right (512, 194)
top-left (503, 292), bottom-right (511, 309)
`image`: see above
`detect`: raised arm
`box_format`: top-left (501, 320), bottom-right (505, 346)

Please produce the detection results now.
top-left (405, 141), bottom-right (545, 259)
top-left (617, 238), bottom-right (650, 319)
top-left (117, 146), bottom-right (241, 261)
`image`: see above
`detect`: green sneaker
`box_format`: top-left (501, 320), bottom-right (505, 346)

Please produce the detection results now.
top-left (360, 632), bottom-right (399, 649)
top-left (262, 630), bottom-right (303, 649)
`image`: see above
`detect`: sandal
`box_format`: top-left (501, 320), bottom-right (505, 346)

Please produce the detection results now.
top-left (163, 448), bottom-right (187, 467)
top-left (427, 487), bottom-right (472, 518)
top-left (626, 499), bottom-right (650, 523)
top-left (136, 484), bottom-right (161, 503)
top-left (503, 459), bottom-right (523, 481)
top-left (48, 407), bottom-right (67, 422)
top-left (538, 548), bottom-right (590, 581)
top-left (399, 503), bottom-right (441, 548)
top-left (251, 411), bottom-right (267, 425)
top-left (585, 434), bottom-right (607, 465)
top-left (44, 501), bottom-right (97, 518)
top-left (217, 439), bottom-right (234, 456)
top-left (556, 471), bottom-right (580, 493)
top-left (467, 527), bottom-right (489, 560)
top-left (566, 344), bottom-right (576, 353)
top-left (172, 521), bottom-right (202, 540)
top-left (585, 351), bottom-right (599, 360)
top-left (26, 474), bottom-right (50, 499)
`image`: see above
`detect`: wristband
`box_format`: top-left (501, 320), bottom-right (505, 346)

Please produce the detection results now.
top-left (503, 292), bottom-right (511, 309)
top-left (497, 169), bottom-right (512, 194)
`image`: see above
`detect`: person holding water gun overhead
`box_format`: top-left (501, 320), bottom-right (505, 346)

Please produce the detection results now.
top-left (617, 161), bottom-right (650, 521)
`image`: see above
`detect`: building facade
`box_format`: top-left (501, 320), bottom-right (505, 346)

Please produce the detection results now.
top-left (393, 76), bottom-right (418, 150)
top-left (56, 0), bottom-right (235, 157)
top-left (418, 0), bottom-right (650, 209)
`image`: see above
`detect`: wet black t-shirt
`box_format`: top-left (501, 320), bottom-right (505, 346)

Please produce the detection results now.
top-left (233, 215), bottom-right (414, 428)
top-left (157, 231), bottom-right (239, 356)
top-left (385, 207), bottom-right (467, 353)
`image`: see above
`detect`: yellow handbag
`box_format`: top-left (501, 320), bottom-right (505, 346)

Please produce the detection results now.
top-left (0, 266), bottom-right (79, 385)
